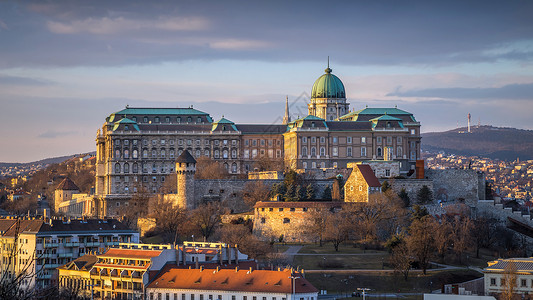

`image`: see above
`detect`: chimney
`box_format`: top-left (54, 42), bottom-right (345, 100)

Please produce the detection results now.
top-left (235, 266), bottom-right (239, 272)
top-left (219, 244), bottom-right (223, 265)
top-left (199, 265), bottom-right (204, 272)
top-left (195, 260), bottom-right (199, 270)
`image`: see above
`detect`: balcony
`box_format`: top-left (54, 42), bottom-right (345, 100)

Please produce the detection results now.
top-left (58, 253), bottom-right (73, 258)
top-left (84, 242), bottom-right (100, 247)
top-left (44, 243), bottom-right (59, 248)
top-left (65, 242), bottom-right (80, 247)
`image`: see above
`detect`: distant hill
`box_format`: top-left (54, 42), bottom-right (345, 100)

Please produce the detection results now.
top-left (422, 126), bottom-right (533, 161)
top-left (0, 152), bottom-right (96, 167)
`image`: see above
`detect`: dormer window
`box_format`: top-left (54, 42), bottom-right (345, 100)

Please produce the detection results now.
top-left (165, 117), bottom-right (170, 123)
top-left (154, 117), bottom-right (160, 123)
top-left (143, 116), bottom-right (148, 123)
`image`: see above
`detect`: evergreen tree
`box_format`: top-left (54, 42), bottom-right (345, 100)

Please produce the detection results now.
top-left (295, 185), bottom-right (304, 201)
top-left (305, 184), bottom-right (315, 200)
top-left (411, 204), bottom-right (429, 221)
top-left (398, 188), bottom-right (410, 207)
top-left (322, 186), bottom-right (332, 200)
top-left (416, 185), bottom-right (433, 204)
top-left (285, 183), bottom-right (296, 201)
top-left (381, 181), bottom-right (391, 192)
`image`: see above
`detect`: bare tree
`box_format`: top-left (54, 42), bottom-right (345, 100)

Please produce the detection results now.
top-left (219, 224), bottom-right (272, 259)
top-left (323, 211), bottom-right (352, 252)
top-left (116, 183), bottom-right (150, 229)
top-left (406, 215), bottom-right (437, 274)
top-left (308, 208), bottom-right (330, 246)
top-left (195, 157), bottom-right (229, 179)
top-left (501, 260), bottom-right (518, 300)
top-left (149, 195), bottom-right (189, 244)
top-left (189, 202), bottom-right (225, 241)
top-left (242, 181), bottom-right (271, 208)
top-left (390, 241), bottom-right (413, 281)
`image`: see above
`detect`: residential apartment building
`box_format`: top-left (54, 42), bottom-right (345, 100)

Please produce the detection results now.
top-left (484, 257), bottom-right (533, 297)
top-left (0, 217), bottom-right (139, 289)
top-left (58, 242), bottom-right (251, 300)
top-left (146, 267), bottom-right (318, 300)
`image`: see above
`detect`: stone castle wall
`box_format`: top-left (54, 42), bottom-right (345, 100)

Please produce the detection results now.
top-left (426, 169), bottom-right (484, 206)
top-left (379, 178), bottom-right (433, 204)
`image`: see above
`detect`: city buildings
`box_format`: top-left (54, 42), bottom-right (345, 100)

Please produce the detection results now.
top-left (146, 267), bottom-right (318, 300)
top-left (483, 257), bottom-right (533, 297)
top-left (0, 217), bottom-right (139, 289)
top-left (57, 242), bottom-right (253, 300)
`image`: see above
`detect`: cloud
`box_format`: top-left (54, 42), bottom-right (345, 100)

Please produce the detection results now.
top-left (209, 39), bottom-right (273, 50)
top-left (0, 19), bottom-right (8, 30)
top-left (47, 16), bottom-right (209, 35)
top-left (386, 83), bottom-right (533, 100)
top-left (37, 130), bottom-right (78, 139)
top-left (0, 74), bottom-right (53, 86)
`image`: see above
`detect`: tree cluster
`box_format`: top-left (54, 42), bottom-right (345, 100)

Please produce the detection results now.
top-left (270, 170), bottom-right (317, 202)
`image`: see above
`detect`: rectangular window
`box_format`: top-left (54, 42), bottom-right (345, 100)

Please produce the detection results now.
top-left (521, 279), bottom-right (527, 287)
top-left (347, 147), bottom-right (352, 157)
top-left (311, 137), bottom-right (316, 143)
top-left (320, 137), bottom-right (325, 144)
top-left (302, 137), bottom-right (307, 143)
top-left (244, 150), bottom-right (249, 159)
top-left (332, 147), bottom-right (338, 157)
top-left (361, 136), bottom-right (366, 144)
top-left (347, 136), bottom-right (352, 144)
top-left (411, 129), bottom-right (416, 135)
top-left (361, 147), bottom-right (367, 157)
top-left (332, 137), bottom-right (338, 144)
top-left (387, 136), bottom-right (392, 144)
top-left (397, 136), bottom-right (402, 144)
top-left (376, 137), bottom-right (382, 144)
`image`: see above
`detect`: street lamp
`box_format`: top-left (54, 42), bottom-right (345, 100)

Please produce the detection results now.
top-left (289, 274), bottom-right (300, 300)
top-left (357, 288), bottom-right (371, 300)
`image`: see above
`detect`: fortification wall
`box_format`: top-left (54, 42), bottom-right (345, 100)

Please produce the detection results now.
top-left (426, 169), bottom-right (483, 206)
top-left (379, 179), bottom-right (433, 204)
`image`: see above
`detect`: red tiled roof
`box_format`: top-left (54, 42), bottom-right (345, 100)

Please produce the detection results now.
top-left (100, 248), bottom-right (163, 259)
top-left (147, 266), bottom-right (318, 294)
top-left (357, 164), bottom-right (381, 187)
top-left (56, 177), bottom-right (80, 191)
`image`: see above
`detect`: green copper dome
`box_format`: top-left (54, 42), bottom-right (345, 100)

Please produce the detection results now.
top-left (311, 67), bottom-right (346, 99)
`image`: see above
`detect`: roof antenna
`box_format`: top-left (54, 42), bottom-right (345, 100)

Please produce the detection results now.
top-left (328, 56), bottom-right (329, 68)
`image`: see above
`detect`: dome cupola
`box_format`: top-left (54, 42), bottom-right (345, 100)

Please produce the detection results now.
top-left (311, 66), bottom-right (346, 99)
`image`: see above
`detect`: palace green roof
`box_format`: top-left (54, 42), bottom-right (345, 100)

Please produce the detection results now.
top-left (211, 117), bottom-right (238, 131)
top-left (112, 118), bottom-right (140, 131)
top-left (108, 107), bottom-right (211, 122)
top-left (340, 107), bottom-right (416, 122)
top-left (369, 115), bottom-right (403, 122)
top-left (311, 67), bottom-right (346, 99)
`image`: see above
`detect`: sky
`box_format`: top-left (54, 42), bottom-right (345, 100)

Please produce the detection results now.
top-left (0, 0), bottom-right (532, 163)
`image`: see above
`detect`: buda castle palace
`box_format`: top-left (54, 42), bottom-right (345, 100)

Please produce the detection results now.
top-left (88, 64), bottom-right (421, 216)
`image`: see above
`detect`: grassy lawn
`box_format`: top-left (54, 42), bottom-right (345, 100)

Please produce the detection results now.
top-left (293, 253), bottom-right (390, 270)
top-left (303, 269), bottom-right (482, 295)
top-left (298, 243), bottom-right (386, 254)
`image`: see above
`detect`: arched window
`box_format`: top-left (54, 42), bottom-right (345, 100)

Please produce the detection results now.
top-left (231, 149), bottom-right (237, 158)
top-left (169, 149), bottom-right (175, 158)
top-left (321, 162), bottom-right (325, 168)
top-left (377, 147), bottom-right (382, 157)
top-left (196, 150), bottom-right (201, 157)
top-left (231, 163), bottom-right (237, 173)
top-left (132, 163), bottom-right (138, 173)
top-left (124, 163), bottom-right (129, 173)
top-left (223, 150), bottom-right (228, 159)
top-left (204, 149), bottom-right (210, 157)
top-left (115, 163), bottom-right (121, 174)
top-left (132, 149), bottom-right (138, 159)
top-left (161, 149), bottom-right (166, 158)
top-left (397, 146), bottom-right (402, 157)
top-left (115, 149), bottom-right (120, 159)
top-left (124, 149), bottom-right (129, 159)
top-left (223, 163), bottom-right (229, 170)
top-left (214, 150), bottom-right (220, 159)
top-left (152, 150), bottom-right (157, 158)
top-left (302, 146), bottom-right (308, 156)
top-left (320, 147), bottom-right (325, 156)
top-left (303, 162), bottom-right (307, 169)
top-left (311, 147), bottom-right (316, 157)
top-left (143, 149), bottom-right (148, 158)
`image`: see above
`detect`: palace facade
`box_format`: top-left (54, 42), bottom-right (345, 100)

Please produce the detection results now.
top-left (91, 65), bottom-right (421, 215)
